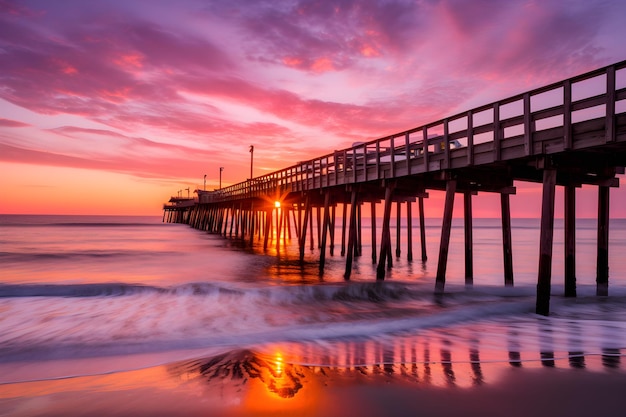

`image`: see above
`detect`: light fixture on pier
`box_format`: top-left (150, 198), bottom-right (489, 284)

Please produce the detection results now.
top-left (220, 167), bottom-right (224, 189)
top-left (274, 201), bottom-right (281, 208)
top-left (249, 145), bottom-right (254, 180)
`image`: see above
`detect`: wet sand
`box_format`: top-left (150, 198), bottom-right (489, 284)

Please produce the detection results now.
top-left (2, 352), bottom-right (626, 417)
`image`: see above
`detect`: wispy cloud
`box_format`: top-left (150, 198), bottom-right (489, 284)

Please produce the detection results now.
top-left (0, 118), bottom-right (30, 127)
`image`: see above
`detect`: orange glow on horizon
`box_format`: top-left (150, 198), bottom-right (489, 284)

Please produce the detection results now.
top-left (0, 162), bottom-right (173, 216)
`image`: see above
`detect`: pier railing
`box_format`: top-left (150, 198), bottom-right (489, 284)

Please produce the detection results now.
top-left (200, 60), bottom-right (625, 202)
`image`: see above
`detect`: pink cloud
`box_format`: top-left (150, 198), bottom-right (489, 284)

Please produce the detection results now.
top-left (1, 0), bottom-right (618, 144)
top-left (432, 0), bottom-right (609, 85)
top-left (0, 118), bottom-right (30, 127)
top-left (229, 0), bottom-right (424, 72)
top-left (0, 11), bottom-right (231, 118)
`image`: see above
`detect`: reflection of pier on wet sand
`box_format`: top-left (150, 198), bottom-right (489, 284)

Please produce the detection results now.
top-left (172, 320), bottom-right (624, 396)
top-left (2, 335), bottom-right (625, 416)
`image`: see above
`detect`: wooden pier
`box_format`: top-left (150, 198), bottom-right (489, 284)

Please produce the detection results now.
top-left (164, 61), bottom-right (626, 315)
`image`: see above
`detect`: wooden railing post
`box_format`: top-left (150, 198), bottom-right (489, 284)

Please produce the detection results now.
top-left (390, 136), bottom-right (396, 178)
top-left (352, 148), bottom-right (357, 183)
top-left (375, 141), bottom-right (381, 179)
top-left (606, 66), bottom-right (616, 143)
top-left (342, 149), bottom-right (348, 184)
top-left (523, 93), bottom-right (533, 156)
top-left (563, 80), bottom-right (572, 150)
top-left (467, 111), bottom-right (474, 166)
top-left (334, 151), bottom-right (338, 186)
top-left (493, 103), bottom-right (502, 161)
top-left (423, 128), bottom-right (430, 172)
top-left (443, 119), bottom-right (450, 169)
top-left (362, 144), bottom-right (368, 182)
top-left (405, 132), bottom-right (411, 175)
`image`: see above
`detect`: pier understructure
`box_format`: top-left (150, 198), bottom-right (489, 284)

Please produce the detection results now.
top-left (164, 61), bottom-right (626, 315)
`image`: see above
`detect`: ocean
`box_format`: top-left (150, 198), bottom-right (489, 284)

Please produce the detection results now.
top-left (1, 214), bottom-right (626, 415)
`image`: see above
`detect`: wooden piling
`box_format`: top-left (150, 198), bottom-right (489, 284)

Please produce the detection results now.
top-left (377, 184), bottom-right (394, 280)
top-left (330, 204), bottom-right (336, 256)
top-left (286, 206), bottom-right (292, 239)
top-left (501, 193), bottom-right (514, 286)
top-left (436, 179), bottom-right (457, 293)
top-left (276, 207), bottom-right (283, 250)
top-left (309, 204), bottom-right (315, 250)
top-left (344, 190), bottom-right (359, 280)
top-left (356, 204), bottom-right (362, 256)
top-left (564, 185), bottom-right (576, 297)
top-left (419, 196), bottom-right (427, 261)
top-left (371, 201), bottom-right (377, 264)
top-left (396, 202), bottom-right (402, 258)
top-left (319, 192), bottom-right (331, 273)
top-left (407, 201), bottom-right (413, 262)
top-left (464, 191), bottom-right (473, 286)
top-left (597, 185), bottom-right (610, 296)
top-left (316, 207), bottom-right (322, 249)
top-left (249, 203), bottom-right (255, 245)
top-left (299, 196), bottom-right (310, 261)
top-left (536, 169), bottom-right (557, 316)
top-left (263, 208), bottom-right (272, 250)
top-left (296, 201), bottom-right (302, 241)
top-left (341, 202), bottom-right (348, 256)
top-left (222, 207), bottom-right (228, 235)
top-left (229, 206), bottom-right (236, 237)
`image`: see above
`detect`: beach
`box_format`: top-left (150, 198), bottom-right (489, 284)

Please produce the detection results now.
top-left (1, 215), bottom-right (625, 416)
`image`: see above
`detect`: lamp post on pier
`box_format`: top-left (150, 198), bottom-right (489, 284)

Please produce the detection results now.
top-left (249, 145), bottom-right (254, 180)
top-left (203, 174), bottom-right (206, 191)
top-left (219, 167), bottom-right (224, 189)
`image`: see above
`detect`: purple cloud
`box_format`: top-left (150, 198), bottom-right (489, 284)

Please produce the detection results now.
top-left (0, 118), bottom-right (30, 127)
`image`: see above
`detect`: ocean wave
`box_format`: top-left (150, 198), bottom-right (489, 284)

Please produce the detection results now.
top-left (0, 250), bottom-right (178, 263)
top-left (0, 215), bottom-right (161, 228)
top-left (0, 280), bottom-right (416, 301)
top-left (0, 283), bottom-right (164, 298)
top-left (0, 280), bottom-right (531, 303)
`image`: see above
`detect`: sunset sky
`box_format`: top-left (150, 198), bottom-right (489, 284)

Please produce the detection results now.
top-left (1, 0), bottom-right (625, 216)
